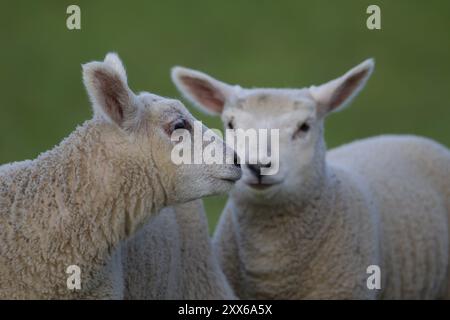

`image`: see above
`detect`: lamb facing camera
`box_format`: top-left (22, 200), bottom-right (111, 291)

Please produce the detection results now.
top-left (0, 53), bottom-right (240, 299)
top-left (172, 60), bottom-right (450, 299)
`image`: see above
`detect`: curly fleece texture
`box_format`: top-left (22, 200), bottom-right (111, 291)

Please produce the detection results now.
top-left (214, 135), bottom-right (450, 299)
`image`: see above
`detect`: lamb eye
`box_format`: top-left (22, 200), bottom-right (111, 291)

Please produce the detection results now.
top-left (293, 122), bottom-right (310, 139)
top-left (299, 123), bottom-right (310, 132)
top-left (166, 119), bottom-right (192, 137)
top-left (172, 119), bottom-right (188, 131)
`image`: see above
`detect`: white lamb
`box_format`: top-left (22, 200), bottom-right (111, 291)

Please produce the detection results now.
top-left (122, 200), bottom-right (235, 299)
top-left (0, 53), bottom-right (241, 299)
top-left (172, 60), bottom-right (450, 299)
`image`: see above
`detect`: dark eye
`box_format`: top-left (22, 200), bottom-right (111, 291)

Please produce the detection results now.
top-left (173, 120), bottom-right (187, 130)
top-left (227, 120), bottom-right (234, 129)
top-left (293, 122), bottom-right (310, 139)
top-left (169, 119), bottom-right (192, 135)
top-left (165, 119), bottom-right (191, 137)
top-left (299, 123), bottom-right (310, 132)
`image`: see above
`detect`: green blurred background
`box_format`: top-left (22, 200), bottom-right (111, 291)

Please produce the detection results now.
top-left (0, 1), bottom-right (449, 232)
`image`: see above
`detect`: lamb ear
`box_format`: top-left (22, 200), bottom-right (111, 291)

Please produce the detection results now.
top-left (309, 59), bottom-right (374, 116)
top-left (103, 52), bottom-right (127, 82)
top-left (171, 66), bottom-right (233, 115)
top-left (82, 53), bottom-right (137, 127)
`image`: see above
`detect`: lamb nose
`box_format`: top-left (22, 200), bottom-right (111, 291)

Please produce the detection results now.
top-left (247, 164), bottom-right (262, 177)
top-left (247, 162), bottom-right (272, 177)
top-left (260, 162), bottom-right (271, 168)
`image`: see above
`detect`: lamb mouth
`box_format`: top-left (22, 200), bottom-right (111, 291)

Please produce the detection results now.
top-left (218, 172), bottom-right (242, 183)
top-left (219, 176), bottom-right (240, 183)
top-left (247, 181), bottom-right (281, 190)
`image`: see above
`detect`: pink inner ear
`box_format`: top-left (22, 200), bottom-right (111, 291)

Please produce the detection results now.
top-left (94, 69), bottom-right (127, 124)
top-left (330, 68), bottom-right (369, 109)
top-left (180, 76), bottom-right (225, 113)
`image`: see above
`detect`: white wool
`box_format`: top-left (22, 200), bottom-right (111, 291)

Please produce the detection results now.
top-left (0, 53), bottom-right (240, 299)
top-left (0, 121), bottom-right (156, 298)
top-left (172, 60), bottom-right (450, 299)
top-left (123, 200), bottom-right (235, 299)
top-left (215, 135), bottom-right (450, 299)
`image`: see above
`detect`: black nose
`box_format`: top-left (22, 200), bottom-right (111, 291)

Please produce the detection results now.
top-left (233, 152), bottom-right (241, 168)
top-left (247, 162), bottom-right (271, 177)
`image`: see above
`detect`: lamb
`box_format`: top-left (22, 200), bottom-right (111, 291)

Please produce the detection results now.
top-left (0, 53), bottom-right (241, 299)
top-left (122, 200), bottom-right (235, 299)
top-left (171, 60), bottom-right (450, 299)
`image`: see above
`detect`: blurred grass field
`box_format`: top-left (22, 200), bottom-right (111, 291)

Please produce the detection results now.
top-left (0, 0), bottom-right (449, 232)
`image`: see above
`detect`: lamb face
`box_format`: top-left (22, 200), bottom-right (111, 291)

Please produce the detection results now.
top-left (171, 60), bottom-right (374, 204)
top-left (83, 53), bottom-right (241, 206)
